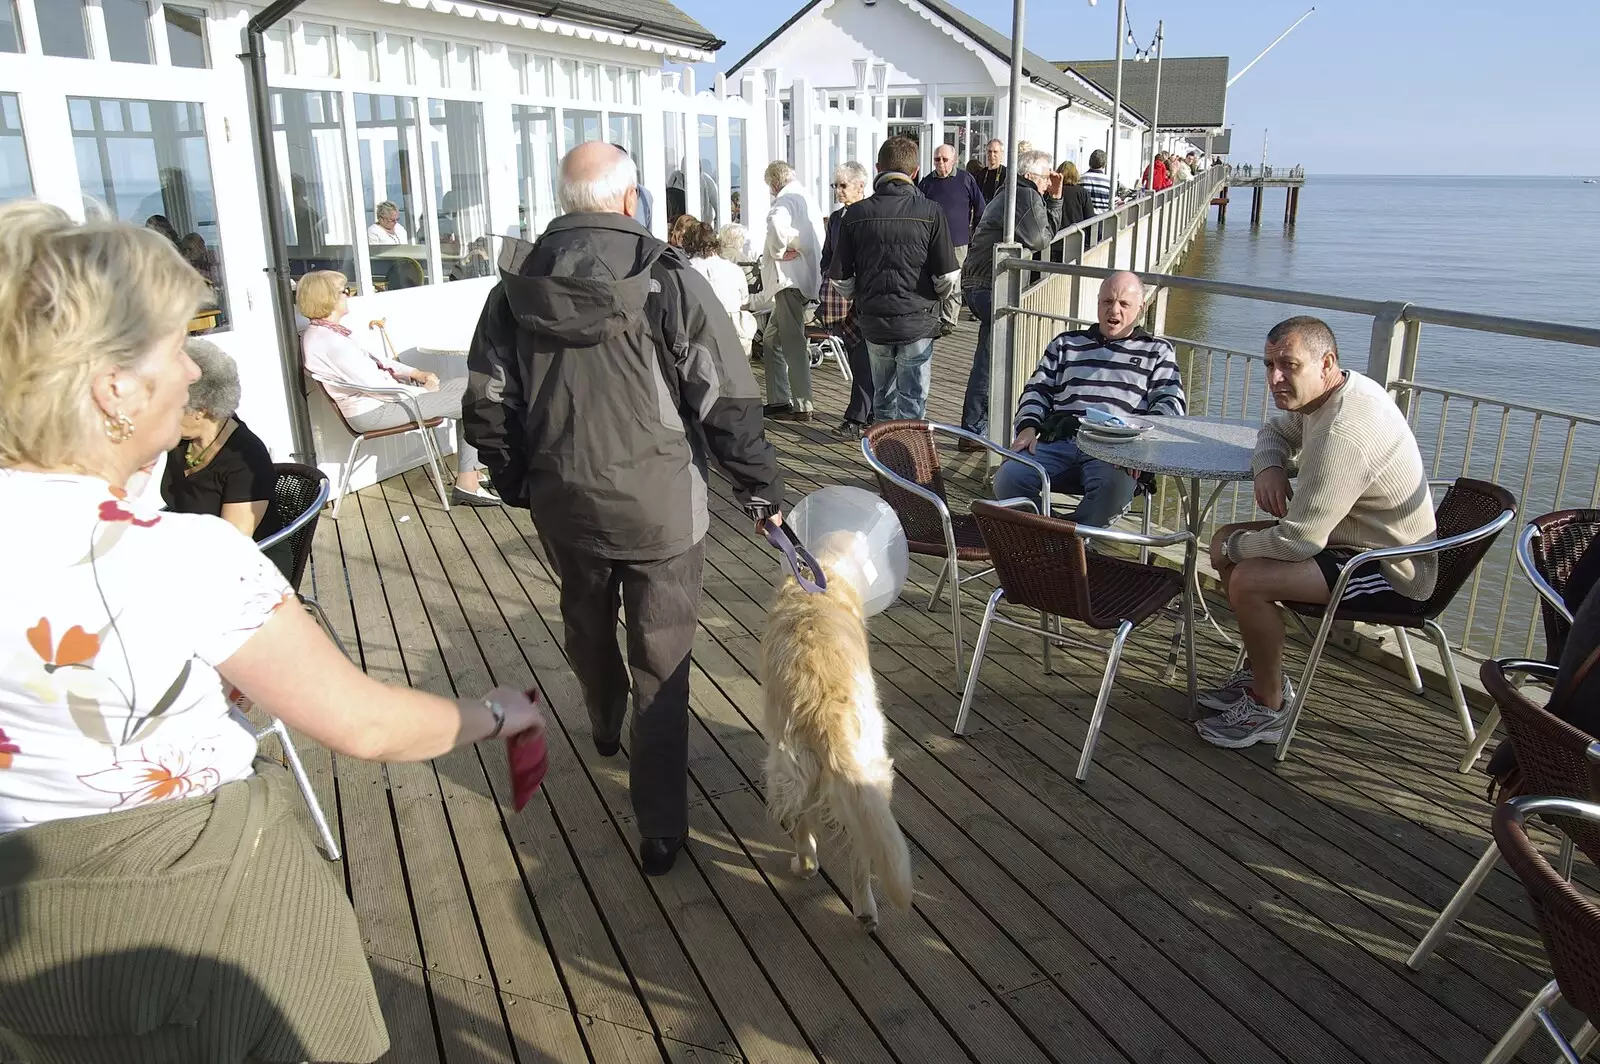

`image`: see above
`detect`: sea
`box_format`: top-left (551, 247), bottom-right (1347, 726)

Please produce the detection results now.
top-left (1159, 174), bottom-right (1600, 656)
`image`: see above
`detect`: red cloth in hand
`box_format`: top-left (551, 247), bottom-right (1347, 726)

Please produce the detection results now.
top-left (506, 691), bottom-right (548, 811)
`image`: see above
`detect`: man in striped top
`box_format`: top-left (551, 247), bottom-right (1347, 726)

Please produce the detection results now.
top-left (991, 271), bottom-right (1185, 527)
top-left (1081, 150), bottom-right (1113, 214)
top-left (1197, 316), bottom-right (1438, 749)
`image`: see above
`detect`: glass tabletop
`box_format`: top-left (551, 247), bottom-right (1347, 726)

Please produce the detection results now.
top-left (1072, 416), bottom-right (1259, 481)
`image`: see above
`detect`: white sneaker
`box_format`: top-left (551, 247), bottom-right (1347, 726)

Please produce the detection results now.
top-left (1197, 665), bottom-right (1292, 714)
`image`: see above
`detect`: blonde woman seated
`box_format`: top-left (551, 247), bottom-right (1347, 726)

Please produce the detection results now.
top-left (160, 339), bottom-right (281, 539)
top-left (296, 269), bottom-right (498, 506)
top-left (684, 220), bottom-right (756, 354)
top-left (0, 201), bottom-right (543, 1061)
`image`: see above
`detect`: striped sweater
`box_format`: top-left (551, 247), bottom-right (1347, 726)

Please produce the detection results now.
top-left (1013, 326), bottom-right (1186, 433)
top-left (1226, 370), bottom-right (1438, 599)
top-left (1081, 169), bottom-right (1112, 213)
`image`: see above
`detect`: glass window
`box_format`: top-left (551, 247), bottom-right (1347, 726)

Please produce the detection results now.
top-left (164, 5), bottom-right (209, 68)
top-left (604, 66), bottom-right (622, 104)
top-left (625, 70), bottom-right (641, 106)
top-left (71, 96), bottom-right (229, 328)
top-left (662, 112), bottom-right (685, 222)
top-left (697, 114), bottom-right (719, 226)
top-left (971, 96), bottom-right (995, 116)
top-left (451, 44), bottom-right (479, 91)
top-left (943, 96), bottom-right (966, 118)
top-left (561, 109), bottom-right (601, 154)
top-left (556, 58), bottom-right (577, 99)
top-left (1, 94), bottom-right (32, 204)
top-left (0, 0), bottom-right (18, 54)
top-left (265, 25), bottom-right (292, 76)
top-left (382, 33), bottom-right (413, 85)
top-left (354, 93), bottom-right (426, 285)
top-left (513, 104), bottom-right (557, 240)
top-left (39, 0), bottom-right (90, 59)
top-left (103, 0), bottom-right (153, 64)
top-left (426, 99), bottom-right (489, 282)
top-left (271, 88), bottom-right (356, 283)
top-left (533, 55), bottom-right (553, 96)
top-left (846, 126), bottom-right (857, 168)
top-left (607, 113), bottom-right (641, 166)
top-left (417, 39), bottom-right (447, 89)
top-left (344, 29), bottom-right (378, 80)
top-left (582, 63), bottom-right (601, 102)
top-left (300, 22), bottom-right (338, 78)
top-left (728, 117), bottom-right (745, 224)
top-left (509, 51), bottom-right (528, 94)
top-left (887, 96), bottom-right (923, 120)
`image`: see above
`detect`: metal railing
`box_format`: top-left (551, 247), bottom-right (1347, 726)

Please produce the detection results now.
top-left (1230, 164), bottom-right (1305, 181)
top-left (988, 256), bottom-right (1600, 663)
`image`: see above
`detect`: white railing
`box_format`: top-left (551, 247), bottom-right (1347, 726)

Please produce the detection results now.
top-left (991, 258), bottom-right (1600, 663)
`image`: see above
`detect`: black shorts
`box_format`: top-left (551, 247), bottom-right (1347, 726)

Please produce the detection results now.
top-left (1313, 547), bottom-right (1428, 614)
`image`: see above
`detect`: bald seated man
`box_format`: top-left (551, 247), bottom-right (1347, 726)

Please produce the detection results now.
top-left (991, 271), bottom-right (1187, 526)
top-left (464, 140), bottom-right (785, 876)
top-left (918, 143), bottom-right (986, 265)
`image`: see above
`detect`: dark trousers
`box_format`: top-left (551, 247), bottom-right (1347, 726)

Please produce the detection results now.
top-left (543, 538), bottom-right (705, 840)
top-left (960, 287), bottom-right (994, 435)
top-left (843, 337), bottom-right (875, 425)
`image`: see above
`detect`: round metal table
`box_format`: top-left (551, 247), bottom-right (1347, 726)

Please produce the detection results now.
top-left (1075, 416), bottom-right (1259, 711)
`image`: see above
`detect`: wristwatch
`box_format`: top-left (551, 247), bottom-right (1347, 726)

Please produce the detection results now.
top-left (480, 693), bottom-right (508, 740)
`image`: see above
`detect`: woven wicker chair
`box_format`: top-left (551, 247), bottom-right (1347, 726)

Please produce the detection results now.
top-left (1406, 658), bottom-right (1600, 971)
top-left (253, 463), bottom-right (343, 861)
top-left (957, 500), bottom-right (1190, 781)
top-left (1482, 793), bottom-right (1600, 1063)
top-left (862, 420), bottom-right (1051, 686)
top-left (1270, 477), bottom-right (1517, 762)
top-left (1460, 511), bottom-right (1600, 773)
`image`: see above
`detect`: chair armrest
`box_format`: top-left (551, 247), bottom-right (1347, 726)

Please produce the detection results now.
top-left (1516, 523), bottom-right (1574, 625)
top-left (1503, 795), bottom-right (1600, 829)
top-left (927, 421), bottom-right (1052, 505)
top-left (1325, 508), bottom-right (1517, 607)
top-left (257, 478), bottom-right (331, 551)
top-left (1493, 658), bottom-right (1561, 685)
top-left (994, 497), bottom-right (1041, 514)
top-left (1072, 524), bottom-right (1195, 550)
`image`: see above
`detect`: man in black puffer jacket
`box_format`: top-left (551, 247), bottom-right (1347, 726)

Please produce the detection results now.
top-left (829, 135), bottom-right (960, 421)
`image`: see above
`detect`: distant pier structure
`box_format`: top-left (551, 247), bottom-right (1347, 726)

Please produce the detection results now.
top-left (1215, 164), bottom-right (1305, 225)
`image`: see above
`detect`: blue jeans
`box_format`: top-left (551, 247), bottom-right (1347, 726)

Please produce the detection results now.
top-left (960, 288), bottom-right (993, 435)
top-left (868, 338), bottom-right (934, 422)
top-left (992, 437), bottom-right (1137, 528)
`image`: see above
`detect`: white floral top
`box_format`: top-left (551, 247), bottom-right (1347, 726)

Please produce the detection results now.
top-left (0, 470), bottom-right (292, 834)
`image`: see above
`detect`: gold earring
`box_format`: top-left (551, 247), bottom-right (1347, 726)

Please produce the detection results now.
top-left (103, 411), bottom-right (135, 444)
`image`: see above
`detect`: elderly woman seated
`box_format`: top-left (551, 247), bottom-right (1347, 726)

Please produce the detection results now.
top-left (296, 269), bottom-right (498, 506)
top-left (159, 339), bottom-right (282, 539)
top-left (0, 200), bottom-right (542, 1061)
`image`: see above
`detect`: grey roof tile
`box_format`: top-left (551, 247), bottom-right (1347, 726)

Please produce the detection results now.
top-left (1055, 56), bottom-right (1229, 130)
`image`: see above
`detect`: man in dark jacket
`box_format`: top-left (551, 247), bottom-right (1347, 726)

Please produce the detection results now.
top-left (830, 135), bottom-right (961, 422)
top-left (463, 142), bottom-right (785, 876)
top-left (957, 149), bottom-right (1064, 445)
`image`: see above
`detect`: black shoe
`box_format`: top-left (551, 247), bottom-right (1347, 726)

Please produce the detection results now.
top-left (594, 737), bottom-right (620, 757)
top-left (640, 834), bottom-right (687, 876)
top-left (764, 402), bottom-right (793, 418)
top-left (772, 406), bottom-right (813, 423)
top-left (834, 419), bottom-right (867, 440)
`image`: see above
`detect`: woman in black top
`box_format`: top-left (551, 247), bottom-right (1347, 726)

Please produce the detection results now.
top-left (161, 339), bottom-right (282, 540)
top-left (1056, 162), bottom-right (1097, 228)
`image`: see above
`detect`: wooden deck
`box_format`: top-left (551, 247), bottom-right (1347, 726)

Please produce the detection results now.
top-left (287, 322), bottom-right (1579, 1064)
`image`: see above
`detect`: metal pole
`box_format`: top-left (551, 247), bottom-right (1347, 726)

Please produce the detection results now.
top-left (245, 0), bottom-right (316, 464)
top-left (1107, 0), bottom-right (1125, 207)
top-left (1150, 21), bottom-right (1164, 185)
top-left (1227, 7), bottom-right (1316, 89)
top-left (1002, 0), bottom-right (1026, 244)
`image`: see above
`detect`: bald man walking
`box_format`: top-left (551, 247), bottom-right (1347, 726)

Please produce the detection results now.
top-left (991, 271), bottom-right (1186, 525)
top-left (464, 142), bottom-right (785, 875)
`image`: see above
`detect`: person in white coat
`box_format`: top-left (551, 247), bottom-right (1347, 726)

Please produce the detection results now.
top-left (759, 161), bottom-right (824, 421)
top-left (684, 220), bottom-right (756, 355)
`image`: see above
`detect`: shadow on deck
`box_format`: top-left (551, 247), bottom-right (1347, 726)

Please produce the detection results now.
top-left (288, 319), bottom-right (1574, 1063)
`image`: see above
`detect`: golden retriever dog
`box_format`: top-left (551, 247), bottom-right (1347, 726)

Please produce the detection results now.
top-left (762, 530), bottom-right (912, 931)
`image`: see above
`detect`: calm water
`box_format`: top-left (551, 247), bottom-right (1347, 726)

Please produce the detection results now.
top-left (1162, 175), bottom-right (1600, 655)
top-left (1165, 175), bottom-right (1600, 410)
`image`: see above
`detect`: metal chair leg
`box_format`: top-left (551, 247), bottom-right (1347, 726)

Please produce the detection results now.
top-left (1407, 839), bottom-right (1500, 969)
top-left (1423, 618), bottom-right (1475, 744)
top-left (1139, 493), bottom-right (1152, 566)
top-left (1274, 609), bottom-right (1340, 762)
top-left (303, 595), bottom-right (350, 660)
top-left (331, 436), bottom-right (364, 519)
top-left (1459, 705), bottom-right (1500, 773)
top-left (268, 718), bottom-right (341, 861)
top-left (927, 558), bottom-right (951, 610)
top-left (1394, 627), bottom-right (1424, 694)
top-left (1077, 620), bottom-right (1134, 782)
top-left (1041, 610), bottom-right (1053, 673)
top-left (950, 566), bottom-right (965, 690)
top-left (420, 423), bottom-right (452, 511)
top-left (1556, 834), bottom-right (1575, 881)
top-left (1483, 978), bottom-right (1563, 1064)
top-left (954, 589), bottom-right (1004, 736)
top-left (1567, 1021), bottom-right (1597, 1060)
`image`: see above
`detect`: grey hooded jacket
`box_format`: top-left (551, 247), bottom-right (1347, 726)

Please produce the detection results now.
top-left (463, 212), bottom-right (783, 560)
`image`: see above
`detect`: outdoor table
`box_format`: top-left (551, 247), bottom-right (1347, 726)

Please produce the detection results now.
top-left (1074, 415), bottom-right (1259, 712)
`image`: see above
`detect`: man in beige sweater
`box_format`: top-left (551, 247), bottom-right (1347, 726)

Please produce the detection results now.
top-left (1198, 316), bottom-right (1437, 748)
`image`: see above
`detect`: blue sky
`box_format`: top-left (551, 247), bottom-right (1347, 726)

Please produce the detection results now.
top-left (675, 0), bottom-right (1600, 176)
